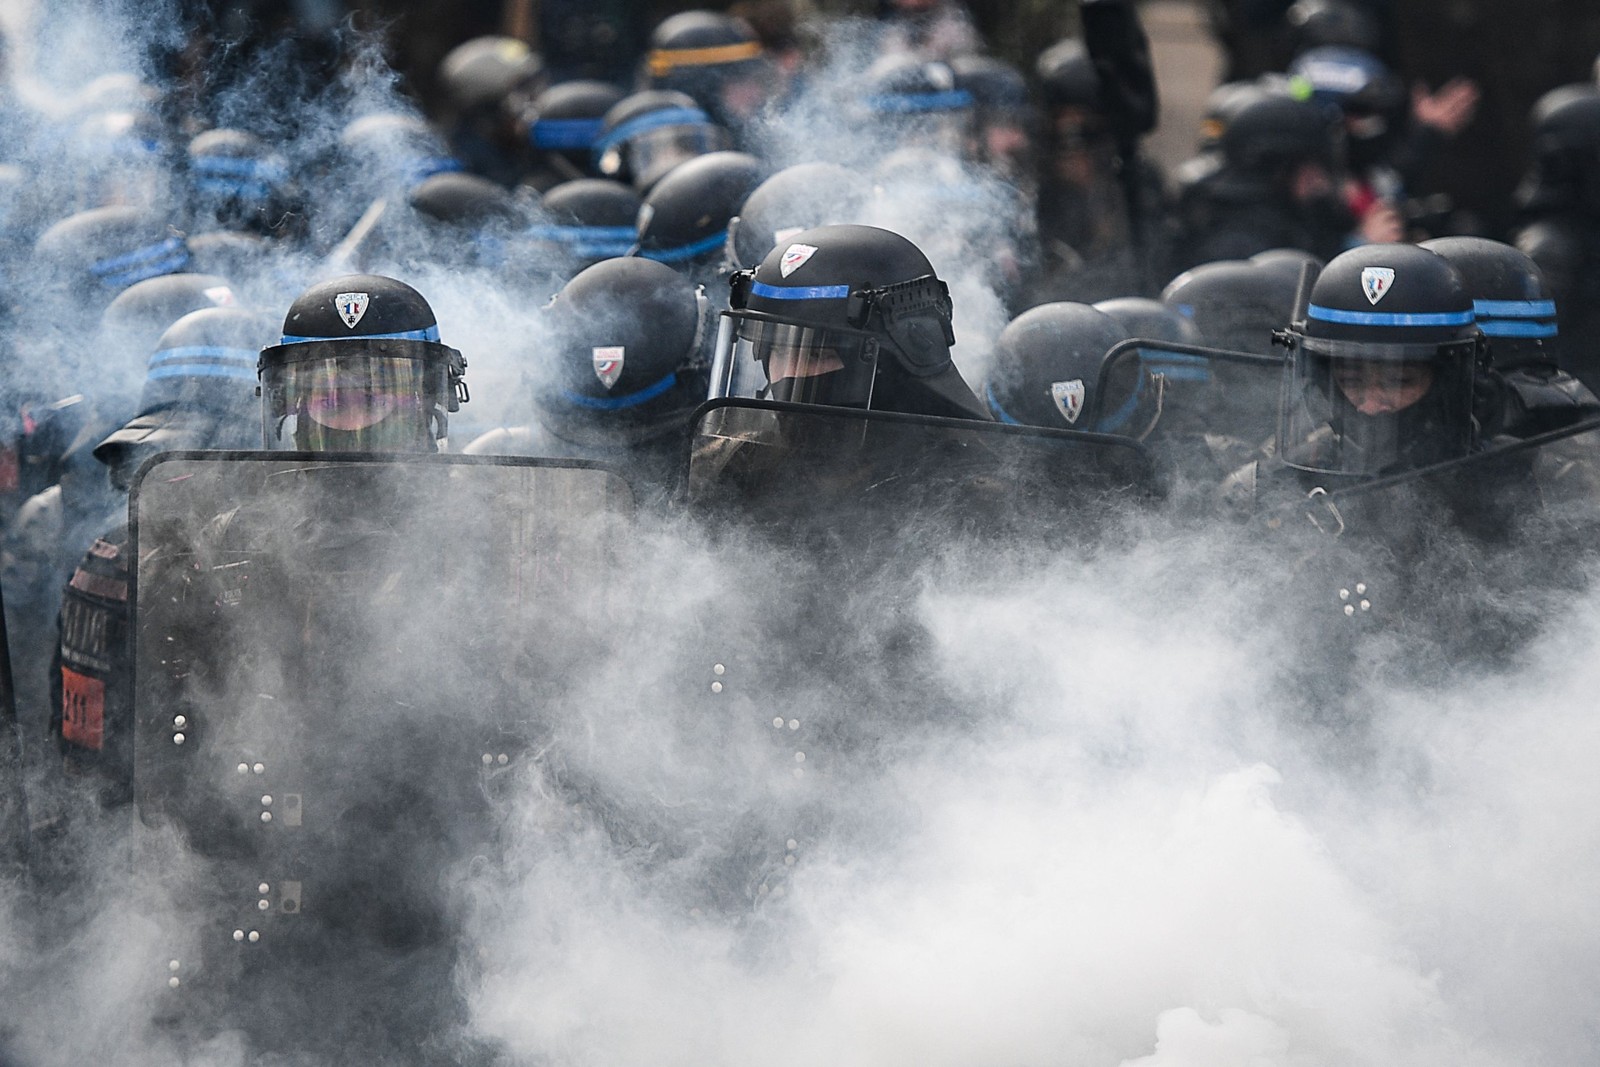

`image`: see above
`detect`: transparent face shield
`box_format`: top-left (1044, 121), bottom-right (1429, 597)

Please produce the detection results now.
top-left (262, 353), bottom-right (447, 453)
top-left (710, 313), bottom-right (880, 408)
top-left (601, 122), bottom-right (731, 189)
top-left (1279, 340), bottom-right (1478, 477)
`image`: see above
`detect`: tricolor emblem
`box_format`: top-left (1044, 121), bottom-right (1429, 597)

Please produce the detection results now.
top-left (1051, 379), bottom-right (1086, 425)
top-left (592, 346), bottom-right (625, 390)
top-left (336, 291), bottom-right (370, 329)
top-left (1361, 267), bottom-right (1395, 306)
top-left (780, 243), bottom-right (818, 278)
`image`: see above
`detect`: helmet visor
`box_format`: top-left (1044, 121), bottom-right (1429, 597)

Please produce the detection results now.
top-left (1279, 343), bottom-right (1477, 477)
top-left (621, 123), bottom-right (730, 188)
top-left (263, 354), bottom-right (443, 452)
top-left (711, 314), bottom-right (879, 408)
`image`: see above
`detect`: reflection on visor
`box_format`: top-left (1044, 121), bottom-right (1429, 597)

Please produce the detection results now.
top-left (278, 356), bottom-right (436, 451)
top-left (629, 124), bottom-right (730, 181)
top-left (735, 319), bottom-right (875, 407)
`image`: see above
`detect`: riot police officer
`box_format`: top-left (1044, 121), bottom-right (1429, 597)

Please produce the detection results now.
top-left (1274, 243), bottom-right (1482, 481)
top-left (712, 224), bottom-right (990, 421)
top-left (257, 275), bottom-right (468, 452)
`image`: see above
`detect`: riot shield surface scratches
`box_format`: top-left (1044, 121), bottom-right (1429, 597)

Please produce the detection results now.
top-left (687, 398), bottom-right (1159, 547)
top-left (128, 451), bottom-right (633, 1060)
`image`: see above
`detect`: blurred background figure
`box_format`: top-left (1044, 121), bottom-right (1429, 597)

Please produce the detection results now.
top-left (644, 10), bottom-right (774, 148)
top-left (873, 0), bottom-right (982, 62)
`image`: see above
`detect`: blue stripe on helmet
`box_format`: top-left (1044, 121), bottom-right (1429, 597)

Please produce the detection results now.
top-left (1473, 299), bottom-right (1557, 318)
top-left (591, 107), bottom-right (711, 156)
top-left (528, 224), bottom-right (639, 259)
top-left (278, 325), bottom-right (441, 345)
top-left (532, 118), bottom-right (605, 150)
top-left (194, 176), bottom-right (275, 201)
top-left (559, 371), bottom-right (678, 411)
top-left (1307, 304), bottom-right (1476, 327)
top-left (984, 382), bottom-right (1021, 425)
top-left (1097, 380), bottom-right (1144, 433)
top-left (1480, 320), bottom-right (1559, 338)
top-left (92, 237), bottom-right (191, 288)
top-left (149, 345), bottom-right (257, 366)
top-left (147, 362), bottom-right (258, 382)
top-left (91, 236), bottom-right (188, 276)
top-left (193, 155), bottom-right (290, 184)
top-left (405, 156), bottom-right (464, 187)
top-left (863, 89), bottom-right (975, 114)
top-left (637, 229), bottom-right (727, 264)
top-left (528, 224), bottom-right (639, 242)
top-left (749, 280), bottom-right (851, 301)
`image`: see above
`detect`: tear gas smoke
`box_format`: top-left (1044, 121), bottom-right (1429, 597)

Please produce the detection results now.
top-left (0, 5), bottom-right (1597, 1067)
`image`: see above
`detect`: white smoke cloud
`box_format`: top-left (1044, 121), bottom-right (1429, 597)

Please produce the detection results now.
top-left (0, 5), bottom-right (1596, 1067)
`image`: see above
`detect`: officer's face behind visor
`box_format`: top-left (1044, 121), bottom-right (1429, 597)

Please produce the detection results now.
top-left (1331, 358), bottom-right (1434, 416)
top-left (1281, 344), bottom-right (1474, 478)
top-left (267, 354), bottom-right (439, 452)
top-left (729, 318), bottom-right (879, 407)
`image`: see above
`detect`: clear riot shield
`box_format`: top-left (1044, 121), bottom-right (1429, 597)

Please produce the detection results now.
top-left (129, 451), bottom-right (633, 1060)
top-left (687, 398), bottom-right (1159, 546)
top-left (1096, 337), bottom-right (1288, 481)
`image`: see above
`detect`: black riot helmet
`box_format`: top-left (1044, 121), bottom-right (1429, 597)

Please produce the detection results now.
top-left (1035, 39), bottom-right (1101, 111)
top-left (1519, 85), bottom-right (1600, 217)
top-left (1278, 243), bottom-right (1484, 478)
top-left (726, 162), bottom-right (872, 273)
top-left (407, 171), bottom-right (523, 227)
top-left (338, 113), bottom-right (463, 196)
top-left (1197, 81), bottom-right (1270, 154)
top-left (1094, 296), bottom-right (1210, 387)
top-left (1162, 259), bottom-right (1301, 356)
top-left (859, 56), bottom-right (977, 158)
top-left (407, 171), bottom-right (529, 270)
top-left (593, 90), bottom-right (731, 191)
top-left (95, 306), bottom-right (272, 489)
top-left (1289, 46), bottom-right (1403, 119)
top-left (952, 54), bottom-right (1029, 115)
top-left (1288, 46), bottom-right (1404, 171)
top-left (1286, 0), bottom-right (1383, 56)
top-left (438, 36), bottom-right (546, 116)
top-left (636, 151), bottom-right (764, 273)
top-left (984, 302), bottom-right (1155, 436)
top-left (100, 272), bottom-right (238, 395)
top-left (1250, 246), bottom-right (1325, 274)
top-left (33, 206), bottom-right (192, 312)
top-left (528, 179), bottom-right (642, 268)
top-left (519, 80), bottom-right (626, 175)
top-left (715, 224), bottom-right (990, 420)
top-left (535, 257), bottom-right (709, 447)
top-left (187, 128), bottom-right (296, 238)
top-left (1221, 91), bottom-right (1343, 177)
top-left (1162, 259), bottom-right (1301, 443)
top-left (258, 276), bottom-right (467, 453)
top-left (645, 11), bottom-right (770, 130)
top-left (1419, 236), bottom-right (1559, 371)
top-left (951, 55), bottom-right (1036, 176)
